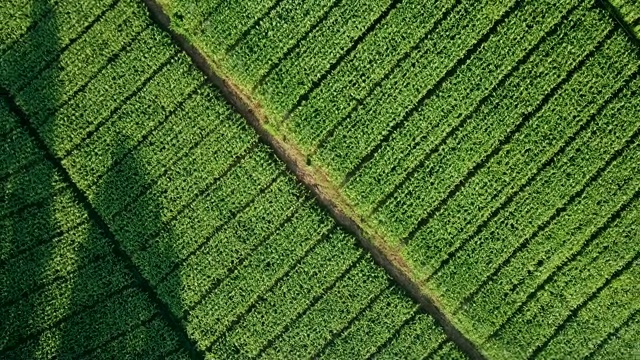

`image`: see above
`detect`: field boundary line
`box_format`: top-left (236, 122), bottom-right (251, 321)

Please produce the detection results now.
top-left (598, 0), bottom-right (640, 47)
top-left (141, 1), bottom-right (486, 359)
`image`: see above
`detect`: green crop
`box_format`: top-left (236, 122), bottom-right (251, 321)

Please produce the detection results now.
top-left (1, 0), bottom-right (460, 358)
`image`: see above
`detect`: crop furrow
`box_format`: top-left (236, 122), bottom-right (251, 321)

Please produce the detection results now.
top-left (530, 257), bottom-right (640, 359)
top-left (483, 195), bottom-right (640, 358)
top-left (431, 72), bottom-right (640, 310)
top-left (366, 310), bottom-right (420, 359)
top-left (202, 225), bottom-right (338, 352)
top-left (221, 0), bottom-right (286, 56)
top-left (423, 58), bottom-right (640, 295)
top-left (59, 50), bottom-right (180, 159)
top-left (175, 183), bottom-right (305, 320)
top-left (318, 286), bottom-right (419, 359)
top-left (343, 0), bottom-right (585, 210)
top-left (582, 310), bottom-right (639, 360)
top-left (255, 0), bottom-right (402, 120)
top-left (312, 0), bottom-right (518, 183)
top-left (372, 313), bottom-right (448, 360)
top-left (312, 284), bottom-right (392, 359)
top-left (284, 0), bottom-right (459, 152)
top-left (260, 257), bottom-right (389, 359)
top-left (252, 0), bottom-right (345, 92)
top-left (63, 76), bottom-right (206, 192)
top-left (372, 22), bottom-right (615, 243)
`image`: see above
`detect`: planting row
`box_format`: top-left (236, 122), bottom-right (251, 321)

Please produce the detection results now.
top-left (0, 109), bottom-right (187, 358)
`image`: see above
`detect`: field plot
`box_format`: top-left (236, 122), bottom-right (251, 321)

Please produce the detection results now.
top-left (161, 0), bottom-right (640, 358)
top-left (0, 0), bottom-right (465, 358)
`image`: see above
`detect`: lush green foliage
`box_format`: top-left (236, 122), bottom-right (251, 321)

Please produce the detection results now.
top-left (1, 0), bottom-right (459, 358)
top-left (610, 0), bottom-right (640, 37)
top-left (166, 0), bottom-right (640, 358)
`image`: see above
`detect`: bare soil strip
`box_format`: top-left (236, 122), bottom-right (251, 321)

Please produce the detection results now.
top-left (141, 1), bottom-right (486, 359)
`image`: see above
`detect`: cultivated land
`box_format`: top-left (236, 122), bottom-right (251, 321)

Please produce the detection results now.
top-left (156, 0), bottom-right (640, 358)
top-left (0, 0), bottom-right (467, 358)
top-left (609, 0), bottom-right (640, 37)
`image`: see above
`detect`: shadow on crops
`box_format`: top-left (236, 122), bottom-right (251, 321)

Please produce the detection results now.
top-left (0, 0), bottom-right (182, 358)
top-left (0, 0), bottom-right (61, 358)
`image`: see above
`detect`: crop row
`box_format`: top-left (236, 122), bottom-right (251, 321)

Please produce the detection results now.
top-left (0, 0), bottom-right (59, 53)
top-left (0, 106), bottom-right (186, 358)
top-left (409, 30), bottom-right (638, 279)
top-left (429, 76), bottom-right (640, 308)
top-left (283, 0), bottom-right (456, 150)
top-left (312, 0), bottom-right (528, 183)
top-left (181, 0), bottom-right (280, 60)
top-left (589, 310), bottom-right (640, 360)
top-left (253, 0), bottom-right (395, 119)
top-left (163, 0), bottom-right (640, 358)
top-left (371, 5), bottom-right (619, 243)
top-left (343, 0), bottom-right (593, 215)
top-left (223, 0), bottom-right (343, 88)
top-left (456, 138), bottom-right (640, 340)
top-left (610, 0), bottom-right (640, 35)
top-left (535, 258), bottom-right (640, 359)
top-left (306, 0), bottom-right (517, 167)
top-left (0, 0), bottom-right (119, 92)
top-left (485, 195), bottom-right (640, 358)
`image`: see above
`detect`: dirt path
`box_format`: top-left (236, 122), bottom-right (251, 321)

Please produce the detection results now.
top-left (141, 2), bottom-right (486, 359)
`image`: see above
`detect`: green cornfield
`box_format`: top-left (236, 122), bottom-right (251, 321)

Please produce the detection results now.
top-left (1, 0), bottom-right (638, 359)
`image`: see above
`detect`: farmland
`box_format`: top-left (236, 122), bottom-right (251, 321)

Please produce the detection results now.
top-left (609, 0), bottom-right (640, 37)
top-left (2, 0), bottom-right (640, 358)
top-left (0, 0), bottom-right (466, 358)
top-left (160, 0), bottom-right (640, 358)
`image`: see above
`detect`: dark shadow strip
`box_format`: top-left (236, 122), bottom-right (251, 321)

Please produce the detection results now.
top-left (301, 0), bottom-right (463, 155)
top-left (369, 24), bottom-right (615, 219)
top-left (0, 283), bottom-right (135, 354)
top-left (312, 0), bottom-right (518, 156)
top-left (0, 88), bottom-right (204, 360)
top-left (60, 50), bottom-right (180, 158)
top-left (12, 0), bottom-right (124, 95)
top-left (132, 140), bottom-right (260, 251)
top-left (78, 79), bottom-right (206, 188)
top-left (78, 313), bottom-right (161, 358)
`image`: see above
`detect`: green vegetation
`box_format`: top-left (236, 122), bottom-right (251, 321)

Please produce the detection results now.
top-left (1, 0), bottom-right (463, 358)
top-left (163, 0), bottom-right (640, 358)
top-left (610, 0), bottom-right (640, 37)
top-left (4, 0), bottom-right (639, 358)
